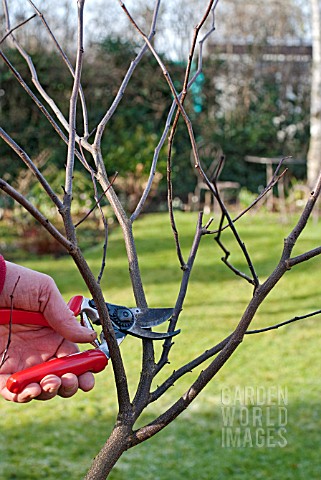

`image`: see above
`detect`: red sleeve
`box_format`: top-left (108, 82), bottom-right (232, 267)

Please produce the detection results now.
top-left (0, 255), bottom-right (6, 294)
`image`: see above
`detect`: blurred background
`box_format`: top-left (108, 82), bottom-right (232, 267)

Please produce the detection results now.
top-left (0, 1), bottom-right (315, 230)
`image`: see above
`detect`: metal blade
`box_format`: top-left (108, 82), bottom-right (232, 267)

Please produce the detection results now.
top-left (98, 329), bottom-right (126, 358)
top-left (87, 300), bottom-right (174, 329)
top-left (133, 307), bottom-right (174, 328)
top-left (127, 324), bottom-right (180, 340)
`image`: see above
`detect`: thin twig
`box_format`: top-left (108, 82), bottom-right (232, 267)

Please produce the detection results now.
top-left (26, 0), bottom-right (89, 137)
top-left (64, 0), bottom-right (85, 211)
top-left (287, 244), bottom-right (321, 268)
top-left (93, 175), bottom-right (109, 285)
top-left (215, 210), bottom-right (256, 286)
top-left (213, 155), bottom-right (226, 183)
top-left (93, 1), bottom-right (161, 149)
top-left (195, 161), bottom-right (288, 293)
top-left (152, 306), bottom-right (321, 402)
top-left (77, 140), bottom-right (112, 284)
top-left (166, 1), bottom-right (217, 267)
top-left (2, 1), bottom-right (72, 138)
top-left (75, 173), bottom-right (118, 228)
top-left (209, 175), bottom-right (259, 288)
top-left (155, 213), bottom-right (205, 374)
top-left (131, 7), bottom-right (217, 221)
top-left (0, 276), bottom-right (21, 368)
top-left (0, 178), bottom-right (73, 251)
top-left (75, 170), bottom-right (118, 284)
top-left (0, 13), bottom-right (36, 45)
top-left (207, 159), bottom-right (288, 235)
top-left (246, 309), bottom-right (321, 335)
top-left (152, 334), bottom-right (231, 403)
top-left (0, 127), bottom-right (63, 210)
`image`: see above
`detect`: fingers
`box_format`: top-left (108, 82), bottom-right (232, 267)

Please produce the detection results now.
top-left (38, 373), bottom-right (79, 400)
top-left (0, 381), bottom-right (42, 403)
top-left (0, 374), bottom-right (62, 402)
top-left (0, 371), bottom-right (95, 402)
top-left (78, 371), bottom-right (95, 392)
top-left (38, 372), bottom-right (95, 400)
top-left (0, 262), bottom-right (97, 344)
top-left (40, 277), bottom-right (97, 344)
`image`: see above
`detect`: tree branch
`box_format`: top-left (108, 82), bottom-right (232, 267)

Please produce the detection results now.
top-left (131, 7), bottom-right (217, 222)
top-left (26, 0), bottom-right (89, 137)
top-left (151, 334), bottom-right (231, 403)
top-left (2, 1), bottom-right (72, 139)
top-left (166, 0), bottom-right (217, 268)
top-left (214, 211), bottom-right (257, 286)
top-left (0, 178), bottom-right (72, 251)
top-left (64, 0), bottom-right (85, 214)
top-left (0, 13), bottom-right (36, 45)
top-left (0, 127), bottom-right (63, 210)
top-left (75, 173), bottom-right (118, 228)
top-left (209, 182), bottom-right (259, 289)
top-left (155, 212), bottom-right (205, 374)
top-left (246, 309), bottom-right (321, 334)
top-left (93, 1), bottom-right (161, 149)
top-left (207, 158), bottom-right (288, 235)
top-left (287, 245), bottom-right (321, 267)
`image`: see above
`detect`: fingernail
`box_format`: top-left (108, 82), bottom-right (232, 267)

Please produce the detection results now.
top-left (46, 387), bottom-right (57, 394)
top-left (23, 389), bottom-right (35, 400)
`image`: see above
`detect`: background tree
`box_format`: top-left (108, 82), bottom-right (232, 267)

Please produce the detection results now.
top-left (307, 0), bottom-right (321, 187)
top-left (1, 1), bottom-right (321, 479)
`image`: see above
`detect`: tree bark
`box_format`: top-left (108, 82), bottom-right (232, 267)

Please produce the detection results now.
top-left (84, 426), bottom-right (132, 480)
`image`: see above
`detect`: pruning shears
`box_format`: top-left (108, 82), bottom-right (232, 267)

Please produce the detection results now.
top-left (0, 295), bottom-right (178, 394)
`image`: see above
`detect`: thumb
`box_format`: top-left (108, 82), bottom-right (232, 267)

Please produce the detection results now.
top-left (40, 277), bottom-right (97, 344)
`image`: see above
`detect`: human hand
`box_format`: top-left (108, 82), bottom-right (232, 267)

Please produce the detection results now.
top-left (0, 261), bottom-right (97, 402)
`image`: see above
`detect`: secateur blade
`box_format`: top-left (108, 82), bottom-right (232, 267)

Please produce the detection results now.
top-left (108, 304), bottom-right (179, 339)
top-left (135, 307), bottom-right (174, 328)
top-left (112, 306), bottom-right (179, 339)
top-left (127, 323), bottom-right (180, 340)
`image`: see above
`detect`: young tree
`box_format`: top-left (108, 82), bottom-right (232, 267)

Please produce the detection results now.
top-left (0, 1), bottom-right (320, 479)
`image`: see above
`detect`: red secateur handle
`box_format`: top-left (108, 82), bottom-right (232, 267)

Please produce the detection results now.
top-left (6, 350), bottom-right (108, 394)
top-left (0, 297), bottom-right (108, 394)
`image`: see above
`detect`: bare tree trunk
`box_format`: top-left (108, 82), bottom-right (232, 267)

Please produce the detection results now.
top-left (84, 427), bottom-right (132, 480)
top-left (307, 0), bottom-right (321, 188)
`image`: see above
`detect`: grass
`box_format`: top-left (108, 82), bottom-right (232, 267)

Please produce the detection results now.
top-left (1, 211), bottom-right (321, 479)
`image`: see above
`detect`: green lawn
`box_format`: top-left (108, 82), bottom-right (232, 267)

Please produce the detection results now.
top-left (1, 211), bottom-right (321, 479)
